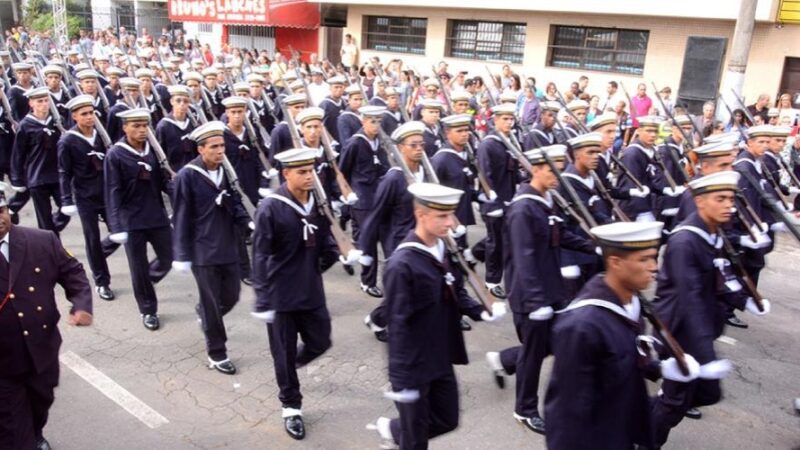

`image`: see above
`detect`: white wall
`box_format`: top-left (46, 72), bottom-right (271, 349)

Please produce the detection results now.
top-left (183, 22), bottom-right (224, 54)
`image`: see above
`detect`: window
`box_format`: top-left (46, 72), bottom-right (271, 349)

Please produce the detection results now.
top-left (363, 16), bottom-right (427, 55)
top-left (198, 23), bottom-right (212, 34)
top-left (445, 20), bottom-right (526, 64)
top-left (547, 25), bottom-right (649, 75)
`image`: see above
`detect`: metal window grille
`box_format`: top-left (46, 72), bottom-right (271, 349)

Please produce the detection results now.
top-left (445, 20), bottom-right (525, 64)
top-left (547, 25), bottom-right (649, 75)
top-left (198, 23), bottom-right (213, 34)
top-left (362, 16), bottom-right (427, 55)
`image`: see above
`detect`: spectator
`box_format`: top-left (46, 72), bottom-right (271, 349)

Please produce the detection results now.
top-left (725, 109), bottom-right (751, 133)
top-left (340, 34), bottom-right (359, 71)
top-left (747, 93), bottom-right (770, 124)
top-left (693, 100), bottom-right (716, 138)
top-left (629, 83), bottom-right (652, 129)
top-left (519, 84), bottom-right (541, 128)
top-left (500, 64), bottom-right (514, 91)
top-left (587, 95), bottom-right (601, 122)
top-left (655, 86), bottom-right (674, 117)
top-left (777, 92), bottom-right (799, 126)
top-left (577, 75), bottom-right (589, 95)
top-left (544, 81), bottom-right (558, 102)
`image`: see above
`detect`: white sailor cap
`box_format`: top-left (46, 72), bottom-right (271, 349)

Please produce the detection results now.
top-left (184, 72), bottom-right (203, 83)
top-left (566, 99), bottom-right (589, 111)
top-left (0, 51), bottom-right (10, 57)
top-left (450, 90), bottom-right (470, 103)
top-left (637, 115), bottom-right (663, 129)
top-left (407, 182), bottom-right (463, 211)
top-left (117, 108), bottom-right (151, 123)
top-left (591, 221), bottom-right (664, 250)
top-left (222, 96), bottom-right (248, 109)
top-left (359, 105), bottom-right (386, 118)
top-left (73, 62), bottom-right (91, 72)
top-left (42, 65), bottom-right (63, 76)
top-left (11, 62), bottom-right (33, 71)
top-left (541, 101), bottom-right (561, 113)
top-left (422, 78), bottom-right (440, 88)
top-left (568, 132), bottom-right (603, 150)
top-left (147, 62), bottom-right (162, 70)
top-left (65, 94), bottom-right (95, 111)
top-left (344, 84), bottom-right (362, 96)
top-left (167, 85), bottom-right (191, 97)
top-left (704, 131), bottom-right (740, 145)
top-left (282, 72), bottom-right (298, 82)
top-left (246, 73), bottom-right (265, 84)
top-left (233, 82), bottom-right (250, 93)
top-left (120, 77), bottom-right (142, 88)
top-left (106, 67), bottom-right (126, 76)
top-left (275, 148), bottom-right (317, 168)
top-left (384, 87), bottom-right (399, 97)
top-left (499, 92), bottom-right (518, 104)
top-left (767, 107), bottom-right (780, 118)
top-left (288, 79), bottom-right (305, 91)
top-left (127, 58), bottom-right (141, 67)
top-left (588, 112), bottom-right (617, 130)
top-left (688, 171), bottom-right (741, 196)
top-left (75, 69), bottom-right (100, 80)
top-left (169, 56), bottom-right (182, 64)
top-left (201, 67), bottom-right (218, 77)
top-left (111, 48), bottom-right (124, 56)
top-left (745, 124), bottom-right (773, 138)
top-left (296, 106), bottom-right (324, 124)
top-left (673, 115), bottom-right (693, 126)
top-left (769, 125), bottom-right (792, 137)
top-left (190, 121), bottom-right (226, 143)
top-left (492, 103), bottom-right (517, 116)
top-left (310, 67), bottom-right (324, 75)
top-left (24, 86), bottom-right (50, 99)
top-left (524, 144), bottom-right (568, 165)
top-left (283, 93), bottom-right (307, 106)
top-left (134, 68), bottom-right (154, 79)
top-left (391, 121), bottom-right (426, 142)
top-left (191, 59), bottom-right (205, 66)
top-left (693, 142), bottom-right (736, 159)
top-left (441, 113), bottom-right (472, 128)
top-left (94, 55), bottom-right (109, 62)
top-left (327, 75), bottom-right (347, 85)
top-left (420, 99), bottom-right (445, 112)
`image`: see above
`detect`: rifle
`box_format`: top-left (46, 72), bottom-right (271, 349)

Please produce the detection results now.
top-left (589, 170), bottom-right (630, 221)
top-left (31, 62), bottom-right (66, 133)
top-left (738, 166), bottom-right (800, 243)
top-left (221, 154), bottom-right (257, 218)
top-left (122, 89), bottom-right (176, 178)
top-left (651, 82), bottom-right (693, 182)
top-left (619, 81), bottom-right (636, 144)
top-left (483, 65), bottom-right (500, 107)
top-left (77, 44), bottom-right (111, 112)
top-left (0, 84), bottom-right (18, 131)
top-left (73, 81), bottom-right (113, 148)
top-left (760, 159), bottom-right (793, 210)
top-left (720, 233), bottom-right (765, 312)
top-left (430, 65), bottom-right (452, 114)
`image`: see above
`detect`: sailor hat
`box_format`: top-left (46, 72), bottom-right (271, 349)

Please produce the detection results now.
top-left (420, 98), bottom-right (444, 111)
top-left (359, 105), bottom-right (386, 118)
top-left (407, 182), bottom-right (464, 211)
top-left (190, 121), bottom-right (226, 143)
top-left (296, 106), bottom-right (324, 124)
top-left (233, 82), bottom-right (250, 93)
top-left (246, 74), bottom-right (265, 84)
top-left (637, 115), bottom-right (664, 129)
top-left (524, 144), bottom-right (568, 165)
top-left (344, 84), bottom-right (363, 95)
top-left (183, 72), bottom-right (203, 83)
top-left (24, 86), bottom-right (50, 99)
top-left (391, 121), bottom-right (426, 142)
top-left (275, 148), bottom-right (317, 168)
top-left (167, 85), bottom-right (191, 97)
top-left (117, 108), bottom-right (151, 123)
top-left (283, 93), bottom-right (307, 106)
top-left (591, 221), bottom-right (664, 250)
top-left (568, 132), bottom-right (603, 150)
top-left (588, 112), bottom-right (617, 130)
top-left (492, 103), bottom-right (517, 116)
top-left (42, 65), bottom-right (63, 76)
top-left (688, 171), bottom-right (741, 196)
top-left (450, 90), bottom-right (471, 103)
top-left (120, 77), bottom-right (142, 89)
top-left (745, 124), bottom-right (773, 138)
top-left (221, 96), bottom-right (248, 109)
top-left (441, 114), bottom-right (472, 128)
top-left (566, 99), bottom-right (589, 111)
top-left (693, 142), bottom-right (737, 159)
top-left (75, 69), bottom-right (100, 80)
top-left (65, 94), bottom-right (95, 111)
top-left (327, 75), bottom-right (347, 85)
top-left (106, 67), bottom-right (126, 76)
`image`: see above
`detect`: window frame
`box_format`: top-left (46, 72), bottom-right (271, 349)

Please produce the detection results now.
top-left (362, 15), bottom-right (428, 55)
top-left (445, 19), bottom-right (526, 64)
top-left (546, 25), bottom-right (649, 75)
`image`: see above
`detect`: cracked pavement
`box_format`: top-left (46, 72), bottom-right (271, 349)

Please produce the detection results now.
top-left (31, 208), bottom-right (800, 449)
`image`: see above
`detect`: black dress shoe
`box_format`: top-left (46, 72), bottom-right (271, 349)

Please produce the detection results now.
top-left (208, 358), bottom-right (237, 375)
top-left (96, 285), bottom-right (115, 301)
top-left (684, 407), bottom-right (702, 419)
top-left (241, 277), bottom-right (253, 286)
top-left (284, 415), bottom-right (305, 440)
top-left (37, 437), bottom-right (52, 450)
top-left (361, 284), bottom-right (384, 298)
top-left (726, 315), bottom-right (749, 329)
top-left (142, 314), bottom-right (160, 331)
top-left (343, 263), bottom-right (355, 275)
top-left (460, 317), bottom-right (472, 331)
top-left (514, 412), bottom-right (545, 435)
top-left (364, 315), bottom-right (388, 342)
top-left (488, 285), bottom-right (507, 299)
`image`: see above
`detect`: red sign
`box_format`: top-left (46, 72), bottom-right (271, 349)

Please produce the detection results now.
top-left (168, 0), bottom-right (269, 24)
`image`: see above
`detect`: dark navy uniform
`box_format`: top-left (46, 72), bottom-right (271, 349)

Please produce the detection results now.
top-left (339, 132), bottom-right (390, 240)
top-left (422, 124), bottom-right (442, 158)
top-left (0, 103), bottom-right (13, 179)
top-left (336, 109), bottom-right (362, 148)
top-left (58, 129), bottom-right (120, 288)
top-left (319, 96), bottom-right (345, 143)
top-left (0, 225), bottom-right (92, 449)
top-left (252, 185), bottom-right (339, 411)
top-left (523, 123), bottom-right (555, 149)
top-left (155, 116), bottom-right (197, 171)
top-left (104, 140), bottom-right (173, 316)
top-left (103, 85), bottom-right (122, 107)
top-left (142, 92), bottom-right (165, 124)
top-left (252, 97), bottom-right (277, 134)
top-left (381, 109), bottom-right (404, 136)
top-left (105, 101), bottom-right (131, 144)
top-left (173, 158), bottom-right (250, 361)
top-left (431, 146), bottom-right (477, 248)
top-left (732, 151), bottom-right (772, 284)
top-left (48, 89), bottom-right (70, 129)
top-left (654, 137), bottom-right (689, 228)
top-left (202, 87), bottom-right (225, 119)
top-left (8, 84), bottom-right (31, 122)
top-left (617, 139), bottom-right (664, 221)
top-left (269, 122), bottom-right (295, 162)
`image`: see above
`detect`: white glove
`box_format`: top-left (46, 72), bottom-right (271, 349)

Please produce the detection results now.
top-left (248, 221), bottom-right (256, 231)
top-left (171, 260), bottom-right (192, 273)
top-left (770, 222), bottom-right (787, 233)
top-left (449, 224), bottom-right (466, 239)
top-left (359, 253), bottom-right (374, 266)
top-left (251, 310), bottom-right (276, 323)
top-left (478, 190), bottom-right (498, 203)
top-left (698, 359), bottom-right (733, 380)
top-left (528, 305), bottom-right (554, 321)
top-left (595, 246), bottom-right (603, 256)
top-left (661, 186), bottom-right (686, 197)
top-left (739, 231), bottom-right (772, 250)
top-left (339, 248), bottom-right (363, 266)
top-left (331, 200), bottom-right (343, 216)
top-left (258, 187), bottom-right (272, 198)
top-left (267, 167), bottom-right (279, 179)
top-left (789, 186), bottom-right (800, 195)
top-left (745, 297), bottom-right (770, 316)
top-left (660, 354), bottom-right (700, 382)
top-left (109, 232), bottom-right (129, 244)
top-left (486, 209), bottom-right (504, 218)
top-left (60, 204), bottom-right (79, 216)
top-left (383, 389), bottom-right (420, 404)
top-left (480, 301), bottom-right (508, 322)
top-left (628, 186), bottom-right (650, 198)
top-left (11, 185), bottom-right (26, 193)
top-left (341, 192), bottom-right (358, 206)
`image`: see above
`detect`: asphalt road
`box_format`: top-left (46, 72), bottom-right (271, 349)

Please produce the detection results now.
top-left (25, 205), bottom-right (800, 450)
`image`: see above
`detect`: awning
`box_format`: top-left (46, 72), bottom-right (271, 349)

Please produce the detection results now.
top-left (269, 1), bottom-right (320, 29)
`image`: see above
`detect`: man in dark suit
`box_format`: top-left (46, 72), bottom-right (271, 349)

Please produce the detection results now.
top-left (0, 193), bottom-right (93, 450)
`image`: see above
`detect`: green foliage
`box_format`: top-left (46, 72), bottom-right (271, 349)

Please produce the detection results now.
top-left (23, 0), bottom-right (84, 39)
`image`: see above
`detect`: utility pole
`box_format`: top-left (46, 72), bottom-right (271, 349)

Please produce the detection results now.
top-left (718, 0), bottom-right (758, 123)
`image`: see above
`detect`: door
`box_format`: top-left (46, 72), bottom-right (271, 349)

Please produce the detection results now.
top-left (326, 27), bottom-right (342, 65)
top-left (779, 57), bottom-right (800, 106)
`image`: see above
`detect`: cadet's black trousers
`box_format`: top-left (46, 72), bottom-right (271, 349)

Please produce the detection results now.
top-left (76, 203), bottom-right (119, 287)
top-left (0, 362), bottom-right (59, 450)
top-left (474, 214), bottom-right (504, 284)
top-left (389, 369), bottom-right (460, 450)
top-left (30, 184), bottom-right (69, 234)
top-left (192, 263), bottom-right (241, 361)
top-left (123, 226), bottom-right (173, 315)
top-left (499, 313), bottom-right (551, 418)
top-left (266, 306), bottom-right (332, 409)
top-left (651, 378), bottom-right (722, 446)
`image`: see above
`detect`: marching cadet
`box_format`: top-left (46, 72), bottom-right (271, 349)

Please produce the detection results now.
top-left (485, 145), bottom-right (595, 435)
top-left (270, 93), bottom-right (307, 159)
top-left (360, 121), bottom-right (429, 340)
top-left (617, 115), bottom-right (678, 222)
top-left (172, 121), bottom-right (251, 375)
top-left (762, 125), bottom-right (796, 198)
top-left (251, 148), bottom-right (342, 440)
top-left (155, 85), bottom-right (197, 171)
top-left (135, 68), bottom-right (165, 123)
top-left (419, 99), bottom-right (444, 158)
top-left (168, 56), bottom-right (184, 84)
top-left (337, 84), bottom-right (366, 146)
top-left (589, 112), bottom-right (636, 207)
top-left (183, 71), bottom-right (205, 119)
top-left (381, 87), bottom-right (404, 135)
top-left (412, 78), bottom-right (442, 120)
top-left (0, 80), bottom-right (13, 184)
top-left (106, 77), bottom-right (142, 143)
top-left (247, 73), bottom-right (277, 134)
top-left (104, 66), bottom-right (125, 107)
top-left (369, 182), bottom-right (506, 450)
top-left (523, 101), bottom-right (559, 149)
top-left (675, 141), bottom-right (738, 222)
top-left (318, 75), bottom-right (347, 143)
top-left (545, 221), bottom-right (703, 450)
top-left (201, 67), bottom-right (225, 120)
top-left (0, 191), bottom-right (93, 450)
top-left (295, 107), bottom-right (343, 203)
top-left (654, 115), bottom-right (693, 229)
top-left (10, 87), bottom-right (70, 234)
top-left (42, 65), bottom-right (70, 127)
top-left (563, 99), bottom-right (589, 139)
top-left (104, 108), bottom-right (174, 331)
top-left (472, 104), bottom-right (519, 299)
top-left (559, 132), bottom-right (610, 298)
top-left (651, 171), bottom-right (770, 446)
top-left (339, 104), bottom-right (391, 297)
top-left (75, 70), bottom-right (109, 125)
top-left (450, 90), bottom-right (471, 115)
top-left (9, 62), bottom-right (35, 122)
top-left (58, 94), bottom-right (120, 301)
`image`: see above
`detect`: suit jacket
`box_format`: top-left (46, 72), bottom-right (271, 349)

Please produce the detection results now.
top-left (0, 226), bottom-right (92, 376)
